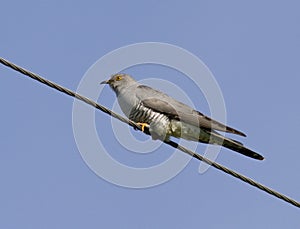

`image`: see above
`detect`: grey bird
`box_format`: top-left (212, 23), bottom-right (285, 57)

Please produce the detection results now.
top-left (101, 73), bottom-right (264, 160)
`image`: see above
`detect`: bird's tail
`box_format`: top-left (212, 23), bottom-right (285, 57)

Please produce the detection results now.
top-left (199, 130), bottom-right (264, 160)
top-left (220, 136), bottom-right (264, 160)
top-left (171, 121), bottom-right (264, 160)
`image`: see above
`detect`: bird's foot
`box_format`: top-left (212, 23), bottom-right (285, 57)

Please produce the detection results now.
top-left (136, 122), bottom-right (149, 132)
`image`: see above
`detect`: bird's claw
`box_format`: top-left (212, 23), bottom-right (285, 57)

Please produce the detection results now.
top-left (136, 122), bottom-right (149, 132)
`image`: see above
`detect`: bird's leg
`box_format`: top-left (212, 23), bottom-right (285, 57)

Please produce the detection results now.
top-left (136, 122), bottom-right (149, 132)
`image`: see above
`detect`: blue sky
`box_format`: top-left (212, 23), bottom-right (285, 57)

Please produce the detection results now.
top-left (1, 1), bottom-right (299, 228)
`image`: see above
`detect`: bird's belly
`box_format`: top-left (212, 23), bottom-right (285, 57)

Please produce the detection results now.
top-left (170, 120), bottom-right (210, 142)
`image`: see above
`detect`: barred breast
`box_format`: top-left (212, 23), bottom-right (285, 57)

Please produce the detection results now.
top-left (129, 102), bottom-right (172, 140)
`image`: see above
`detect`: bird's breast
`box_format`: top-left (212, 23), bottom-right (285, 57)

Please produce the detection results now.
top-left (128, 103), bottom-right (172, 140)
top-left (129, 102), bottom-right (168, 125)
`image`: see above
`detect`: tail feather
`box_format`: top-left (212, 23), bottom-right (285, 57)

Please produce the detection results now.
top-left (172, 122), bottom-right (264, 160)
top-left (202, 130), bottom-right (264, 160)
top-left (221, 137), bottom-right (264, 160)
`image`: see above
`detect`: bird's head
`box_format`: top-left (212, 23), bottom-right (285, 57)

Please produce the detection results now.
top-left (100, 73), bottom-right (137, 94)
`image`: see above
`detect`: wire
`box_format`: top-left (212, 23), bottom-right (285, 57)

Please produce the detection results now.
top-left (1, 57), bottom-right (299, 208)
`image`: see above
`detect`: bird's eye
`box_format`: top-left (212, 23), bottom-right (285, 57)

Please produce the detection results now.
top-left (116, 75), bottom-right (123, 81)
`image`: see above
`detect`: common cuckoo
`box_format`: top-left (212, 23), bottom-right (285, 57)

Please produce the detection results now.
top-left (101, 73), bottom-right (264, 160)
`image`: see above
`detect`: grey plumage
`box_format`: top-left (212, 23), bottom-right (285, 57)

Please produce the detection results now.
top-left (101, 73), bottom-right (264, 160)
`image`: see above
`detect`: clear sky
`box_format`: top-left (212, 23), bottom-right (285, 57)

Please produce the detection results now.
top-left (1, 1), bottom-right (299, 228)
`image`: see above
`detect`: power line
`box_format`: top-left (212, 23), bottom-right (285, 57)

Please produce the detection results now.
top-left (0, 57), bottom-right (299, 208)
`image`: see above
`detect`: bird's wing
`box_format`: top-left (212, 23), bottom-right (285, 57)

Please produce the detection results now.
top-left (136, 85), bottom-right (246, 137)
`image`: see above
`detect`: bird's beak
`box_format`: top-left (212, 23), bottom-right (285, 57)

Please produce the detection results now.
top-left (100, 79), bottom-right (110, 85)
